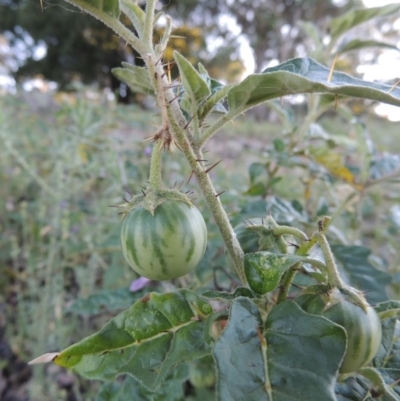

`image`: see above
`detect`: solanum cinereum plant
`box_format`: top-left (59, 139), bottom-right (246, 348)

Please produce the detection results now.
top-left (30, 1), bottom-right (400, 400)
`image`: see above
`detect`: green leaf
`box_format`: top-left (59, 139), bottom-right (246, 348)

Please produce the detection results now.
top-left (359, 367), bottom-right (400, 401)
top-left (373, 303), bottom-right (400, 398)
top-left (338, 39), bottom-right (399, 55)
top-left (120, 0), bottom-right (145, 34)
top-left (198, 84), bottom-right (231, 120)
top-left (213, 298), bottom-right (347, 401)
top-left (48, 290), bottom-right (211, 390)
top-left (112, 64), bottom-right (154, 95)
top-left (68, 288), bottom-right (146, 316)
top-left (173, 51), bottom-right (211, 107)
top-left (335, 375), bottom-right (370, 401)
top-left (331, 245), bottom-right (392, 304)
top-left (375, 300), bottom-right (400, 319)
top-left (212, 298), bottom-right (267, 401)
top-left (66, 0), bottom-right (120, 18)
top-left (96, 365), bottom-right (189, 401)
top-left (197, 63), bottom-right (230, 118)
top-left (249, 163), bottom-right (267, 185)
top-left (234, 196), bottom-right (305, 226)
top-left (330, 5), bottom-right (400, 42)
top-left (244, 252), bottom-right (306, 295)
top-left (227, 57), bottom-right (400, 116)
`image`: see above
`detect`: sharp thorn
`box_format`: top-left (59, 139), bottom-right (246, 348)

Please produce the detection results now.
top-left (186, 170), bottom-right (194, 185)
top-left (290, 283), bottom-right (304, 289)
top-left (173, 180), bottom-right (177, 188)
top-left (205, 159), bottom-right (222, 174)
top-left (162, 61), bottom-right (176, 70)
top-left (215, 190), bottom-right (226, 198)
top-left (155, 54), bottom-right (164, 66)
top-left (184, 113), bottom-right (196, 130)
top-left (195, 159), bottom-right (207, 162)
top-left (287, 242), bottom-right (300, 249)
top-left (141, 189), bottom-right (147, 196)
top-left (177, 181), bottom-right (184, 189)
top-left (163, 84), bottom-right (182, 89)
top-left (168, 94), bottom-right (180, 104)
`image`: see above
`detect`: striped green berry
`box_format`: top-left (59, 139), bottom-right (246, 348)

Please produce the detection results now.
top-left (296, 286), bottom-right (382, 373)
top-left (121, 198), bottom-right (207, 281)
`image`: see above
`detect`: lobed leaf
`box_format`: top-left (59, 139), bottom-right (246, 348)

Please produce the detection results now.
top-left (213, 298), bottom-right (347, 401)
top-left (227, 57), bottom-right (400, 116)
top-left (32, 289), bottom-right (212, 391)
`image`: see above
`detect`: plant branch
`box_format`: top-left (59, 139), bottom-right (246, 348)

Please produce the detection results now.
top-left (315, 232), bottom-right (344, 288)
top-left (148, 139), bottom-right (163, 189)
top-left (63, 0), bottom-right (146, 54)
top-left (166, 107), bottom-right (247, 285)
top-left (198, 108), bottom-right (241, 148)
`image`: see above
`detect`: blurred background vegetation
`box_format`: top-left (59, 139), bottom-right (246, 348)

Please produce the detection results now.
top-left (1, 0), bottom-right (400, 400)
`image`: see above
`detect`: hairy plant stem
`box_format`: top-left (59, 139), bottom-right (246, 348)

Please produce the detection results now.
top-left (315, 232), bottom-right (344, 288)
top-left (148, 140), bottom-right (163, 189)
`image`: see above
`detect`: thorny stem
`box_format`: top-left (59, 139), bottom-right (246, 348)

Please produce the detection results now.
top-left (137, 5), bottom-right (247, 284)
top-left (166, 106), bottom-right (247, 285)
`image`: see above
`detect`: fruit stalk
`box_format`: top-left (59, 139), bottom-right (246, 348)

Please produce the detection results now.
top-left (148, 139), bottom-right (163, 190)
top-left (315, 231), bottom-right (344, 288)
